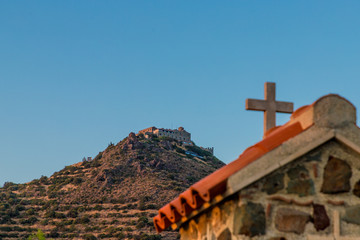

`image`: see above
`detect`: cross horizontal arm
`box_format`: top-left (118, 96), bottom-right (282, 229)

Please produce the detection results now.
top-left (275, 101), bottom-right (294, 113)
top-left (246, 99), bottom-right (268, 111)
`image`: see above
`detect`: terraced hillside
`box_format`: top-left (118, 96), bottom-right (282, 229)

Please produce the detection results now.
top-left (0, 132), bottom-right (225, 239)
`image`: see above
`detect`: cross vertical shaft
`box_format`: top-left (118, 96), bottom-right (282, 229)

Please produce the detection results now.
top-left (264, 82), bottom-right (276, 133)
top-left (246, 82), bottom-right (294, 137)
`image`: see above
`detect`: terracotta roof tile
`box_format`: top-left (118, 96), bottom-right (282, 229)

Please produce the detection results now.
top-left (291, 105), bottom-right (311, 119)
top-left (154, 104), bottom-right (314, 233)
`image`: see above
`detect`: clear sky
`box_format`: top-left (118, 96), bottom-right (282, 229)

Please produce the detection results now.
top-left (1, 1), bottom-right (360, 186)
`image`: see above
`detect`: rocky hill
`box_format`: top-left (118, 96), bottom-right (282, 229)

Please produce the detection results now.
top-left (0, 133), bottom-right (225, 239)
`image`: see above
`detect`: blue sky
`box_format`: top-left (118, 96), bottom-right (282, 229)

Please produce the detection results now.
top-left (1, 1), bottom-right (360, 185)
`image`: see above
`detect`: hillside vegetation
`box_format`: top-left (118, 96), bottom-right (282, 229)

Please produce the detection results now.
top-left (0, 133), bottom-right (225, 239)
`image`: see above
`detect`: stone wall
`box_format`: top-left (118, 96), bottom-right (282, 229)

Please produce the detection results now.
top-left (138, 127), bottom-right (157, 135)
top-left (179, 140), bottom-right (360, 239)
top-left (155, 128), bottom-right (191, 142)
top-left (138, 127), bottom-right (191, 142)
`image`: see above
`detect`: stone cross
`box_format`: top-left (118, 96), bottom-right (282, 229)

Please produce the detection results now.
top-left (308, 210), bottom-right (360, 240)
top-left (246, 82), bottom-right (293, 136)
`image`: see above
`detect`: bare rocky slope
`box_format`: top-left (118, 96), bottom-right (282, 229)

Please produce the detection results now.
top-left (0, 133), bottom-right (225, 240)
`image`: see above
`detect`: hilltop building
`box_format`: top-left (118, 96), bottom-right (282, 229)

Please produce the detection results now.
top-left (138, 126), bottom-right (214, 155)
top-left (154, 90), bottom-right (360, 238)
top-left (138, 126), bottom-right (191, 143)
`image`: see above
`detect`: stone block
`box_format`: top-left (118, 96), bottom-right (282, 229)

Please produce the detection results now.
top-left (353, 180), bottom-right (360, 198)
top-left (262, 173), bottom-right (284, 195)
top-left (312, 204), bottom-right (330, 231)
top-left (343, 205), bottom-right (360, 225)
top-left (220, 200), bottom-right (234, 225)
top-left (321, 157), bottom-right (352, 194)
top-left (196, 214), bottom-right (208, 239)
top-left (275, 208), bottom-right (310, 234)
top-left (287, 179), bottom-right (314, 197)
top-left (217, 228), bottom-right (232, 240)
top-left (211, 207), bottom-right (222, 233)
top-left (180, 220), bottom-right (199, 240)
top-left (286, 165), bottom-right (314, 196)
top-left (313, 94), bottom-right (356, 128)
top-left (287, 165), bottom-right (309, 180)
top-left (233, 202), bottom-right (265, 237)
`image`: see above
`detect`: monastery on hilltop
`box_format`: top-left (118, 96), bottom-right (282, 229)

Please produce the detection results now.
top-left (138, 126), bottom-right (191, 143)
top-left (138, 126), bottom-right (214, 155)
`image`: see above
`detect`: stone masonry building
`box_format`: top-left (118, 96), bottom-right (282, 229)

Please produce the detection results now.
top-left (138, 126), bottom-right (191, 143)
top-left (154, 94), bottom-right (360, 239)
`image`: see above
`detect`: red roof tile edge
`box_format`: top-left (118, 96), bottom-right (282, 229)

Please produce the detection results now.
top-left (154, 119), bottom-right (310, 232)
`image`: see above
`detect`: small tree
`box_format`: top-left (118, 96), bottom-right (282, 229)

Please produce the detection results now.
top-left (28, 229), bottom-right (46, 240)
